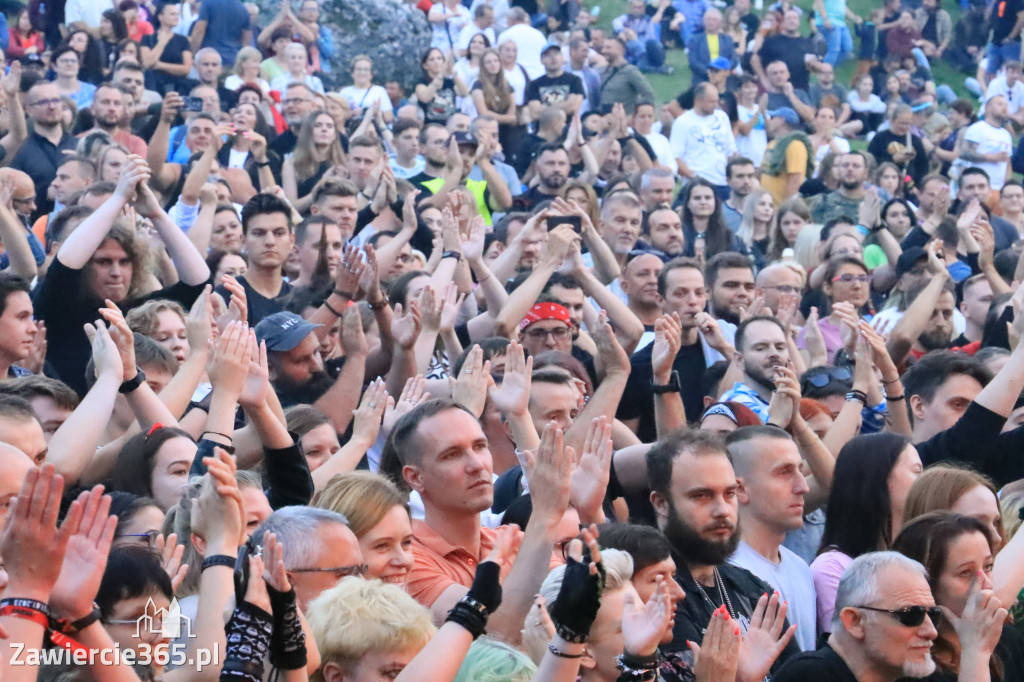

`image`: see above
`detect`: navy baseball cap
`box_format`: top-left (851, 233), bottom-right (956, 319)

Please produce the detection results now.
top-left (254, 312), bottom-right (322, 352)
top-left (895, 246), bottom-right (928, 278)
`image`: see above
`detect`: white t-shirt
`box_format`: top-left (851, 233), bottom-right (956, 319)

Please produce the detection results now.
top-left (736, 103), bottom-right (767, 166)
top-left (669, 109), bottom-right (736, 186)
top-left (963, 119), bottom-right (1014, 189)
top-left (497, 23), bottom-right (548, 79)
top-left (504, 64), bottom-right (529, 106)
top-left (338, 84), bottom-right (394, 116)
top-left (813, 137), bottom-right (851, 176)
top-left (270, 72), bottom-right (325, 95)
top-left (983, 75), bottom-right (1024, 115)
top-left (430, 4), bottom-right (471, 53)
top-left (729, 540), bottom-right (818, 652)
top-left (643, 131), bottom-right (676, 170)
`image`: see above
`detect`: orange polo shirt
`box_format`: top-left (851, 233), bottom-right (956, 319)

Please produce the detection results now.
top-left (407, 519), bottom-right (497, 608)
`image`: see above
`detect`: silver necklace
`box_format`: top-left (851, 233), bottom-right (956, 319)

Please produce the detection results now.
top-left (691, 567), bottom-right (737, 621)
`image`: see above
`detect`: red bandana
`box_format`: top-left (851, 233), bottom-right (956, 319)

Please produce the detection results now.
top-left (520, 302), bottom-right (571, 331)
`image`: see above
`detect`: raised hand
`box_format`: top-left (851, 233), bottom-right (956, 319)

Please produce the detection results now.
top-left (84, 319), bottom-right (123, 382)
top-left (391, 301), bottom-right (422, 350)
top-left (335, 244), bottom-right (365, 297)
top-left (690, 607), bottom-right (741, 682)
top-left (488, 340), bottom-right (532, 419)
top-left (50, 486), bottom-right (117, 622)
top-left (155, 532), bottom-right (188, 591)
top-left (803, 306), bottom-right (828, 366)
top-left (113, 155), bottom-right (151, 202)
top-left (484, 522), bottom-right (524, 582)
top-left (98, 300), bottom-right (137, 381)
top-left (238, 338), bottom-right (271, 410)
top-left (450, 345), bottom-right (492, 418)
top-left (622, 575), bottom-right (672, 658)
top-left (381, 374), bottom-right (430, 434)
top-left (943, 574), bottom-right (1006, 658)
top-left (694, 311), bottom-right (731, 356)
top-left (590, 309), bottom-right (630, 375)
top-left (340, 305), bottom-right (368, 357)
top-left (359, 244), bottom-right (383, 304)
top-left (351, 378), bottom-right (387, 446)
top-left (522, 595), bottom-right (556, 664)
top-left (736, 592), bottom-right (797, 682)
top-left (0, 465), bottom-right (82, 601)
top-left (652, 312), bottom-right (682, 381)
top-left (523, 422), bottom-right (573, 523)
top-left (191, 447), bottom-right (245, 552)
top-left (207, 321), bottom-right (254, 399)
top-left (217, 274), bottom-right (249, 328)
top-left (569, 417), bottom-right (612, 525)
top-left (439, 283), bottom-right (466, 335)
top-left (261, 532), bottom-right (291, 593)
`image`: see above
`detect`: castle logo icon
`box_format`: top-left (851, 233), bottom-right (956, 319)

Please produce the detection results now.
top-left (134, 597), bottom-right (192, 640)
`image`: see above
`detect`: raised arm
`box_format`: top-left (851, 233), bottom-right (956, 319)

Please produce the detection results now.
top-left (495, 222), bottom-right (576, 336)
top-left (0, 63), bottom-right (26, 161)
top-left (135, 174), bottom-right (212, 285)
top-left (0, 190), bottom-right (35, 279)
top-left (886, 240), bottom-right (950, 367)
top-left (313, 307), bottom-right (368, 434)
top-left (56, 156), bottom-right (148, 269)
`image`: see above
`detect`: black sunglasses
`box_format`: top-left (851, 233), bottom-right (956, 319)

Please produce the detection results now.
top-left (856, 605), bottom-right (943, 627)
top-left (802, 366), bottom-right (852, 388)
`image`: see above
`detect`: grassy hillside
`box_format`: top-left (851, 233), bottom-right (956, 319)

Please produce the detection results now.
top-left (590, 0), bottom-right (973, 104)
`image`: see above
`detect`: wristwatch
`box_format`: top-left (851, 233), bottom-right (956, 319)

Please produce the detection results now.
top-left (651, 371), bottom-right (681, 395)
top-left (118, 368), bottom-right (147, 394)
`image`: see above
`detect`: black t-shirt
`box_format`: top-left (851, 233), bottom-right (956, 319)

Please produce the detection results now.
top-left (214, 275), bottom-right (292, 327)
top-left (758, 34), bottom-right (815, 90)
top-left (408, 170), bottom-right (444, 194)
top-left (141, 33), bottom-right (192, 95)
top-left (418, 76), bottom-right (459, 124)
top-left (617, 340), bottom-right (706, 443)
top-left (524, 72), bottom-right (584, 106)
top-left (773, 645), bottom-right (857, 682)
top-left (867, 129), bottom-right (929, 186)
top-left (993, 0), bottom-right (1024, 44)
top-left (512, 184), bottom-right (561, 212)
top-left (740, 12), bottom-right (760, 37)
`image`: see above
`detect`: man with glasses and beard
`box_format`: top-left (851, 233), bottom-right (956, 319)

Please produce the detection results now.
top-left (647, 429), bottom-right (800, 680)
top-left (775, 552), bottom-right (939, 681)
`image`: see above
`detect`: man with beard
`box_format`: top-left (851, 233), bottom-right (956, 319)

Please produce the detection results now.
top-left (408, 124), bottom-right (451, 193)
top-left (255, 308), bottom-right (368, 436)
top-left (719, 317), bottom-right (790, 422)
top-left (639, 168), bottom-right (676, 213)
top-left (647, 429), bottom-right (799, 678)
top-left (81, 83), bottom-right (147, 156)
top-left (775, 553), bottom-right (940, 681)
top-left (959, 94), bottom-right (1014, 191)
top-left (290, 216), bottom-right (343, 289)
top-left (619, 259), bottom-right (732, 443)
top-left (889, 274), bottom-right (957, 366)
top-left (727, 426), bottom-right (818, 651)
top-left (811, 151), bottom-right (869, 224)
top-left (721, 157), bottom-right (758, 232)
top-left (514, 143), bottom-right (571, 211)
top-left (705, 252), bottom-right (755, 329)
top-left (269, 82), bottom-right (318, 158)
top-left (643, 204), bottom-right (685, 258)
top-left (620, 251), bottom-right (664, 350)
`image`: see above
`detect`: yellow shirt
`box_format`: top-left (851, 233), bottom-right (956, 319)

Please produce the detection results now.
top-left (760, 139), bottom-right (809, 206)
top-left (707, 34), bottom-right (720, 60)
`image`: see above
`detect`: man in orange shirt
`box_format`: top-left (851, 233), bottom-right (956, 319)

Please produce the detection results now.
top-left (391, 397), bottom-right (572, 642)
top-left (760, 107), bottom-right (813, 206)
top-left (79, 83), bottom-right (148, 157)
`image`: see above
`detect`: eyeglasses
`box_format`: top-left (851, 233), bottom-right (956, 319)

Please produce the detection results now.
top-left (831, 274), bottom-right (872, 284)
top-left (802, 366), bottom-right (852, 388)
top-left (115, 530), bottom-right (160, 547)
top-left (28, 98), bottom-right (62, 108)
top-left (290, 564), bottom-right (368, 579)
top-left (762, 285), bottom-right (801, 295)
top-left (524, 327), bottom-right (570, 341)
top-left (855, 605), bottom-right (943, 627)
top-left (282, 98), bottom-right (311, 105)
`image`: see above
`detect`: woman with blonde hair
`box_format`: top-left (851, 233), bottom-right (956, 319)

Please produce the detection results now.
top-left (225, 45), bottom-right (270, 93)
top-left (737, 188), bottom-right (775, 269)
top-left (282, 109), bottom-right (346, 212)
top-left (560, 181), bottom-right (600, 227)
top-left (312, 470), bottom-right (415, 587)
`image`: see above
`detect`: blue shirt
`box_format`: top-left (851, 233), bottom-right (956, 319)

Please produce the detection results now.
top-left (198, 0), bottom-right (250, 66)
top-left (718, 381), bottom-right (771, 422)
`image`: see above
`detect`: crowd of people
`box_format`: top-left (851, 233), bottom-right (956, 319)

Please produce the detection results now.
top-left (3, 0), bottom-right (1024, 679)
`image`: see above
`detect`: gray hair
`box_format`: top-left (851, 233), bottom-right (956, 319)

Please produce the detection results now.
top-left (832, 551), bottom-right (928, 631)
top-left (194, 47), bottom-right (222, 64)
top-left (640, 167), bottom-right (674, 190)
top-left (891, 103), bottom-right (912, 120)
top-left (251, 506), bottom-right (350, 569)
top-left (538, 549), bottom-right (634, 609)
top-left (507, 7), bottom-right (529, 23)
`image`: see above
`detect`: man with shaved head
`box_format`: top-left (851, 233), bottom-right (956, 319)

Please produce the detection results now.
top-left (755, 263), bottom-right (805, 316)
top-left (726, 426), bottom-right (817, 651)
top-left (0, 169), bottom-right (45, 271)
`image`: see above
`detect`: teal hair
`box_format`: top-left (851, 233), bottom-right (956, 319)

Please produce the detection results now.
top-left (453, 637), bottom-right (538, 682)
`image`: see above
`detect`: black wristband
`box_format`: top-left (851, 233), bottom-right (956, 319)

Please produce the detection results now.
top-left (445, 599), bottom-right (489, 639)
top-left (202, 554), bottom-right (236, 572)
top-left (548, 643), bottom-right (585, 658)
top-left (441, 250), bottom-right (462, 261)
top-left (118, 368), bottom-right (146, 394)
top-left (267, 586), bottom-right (307, 670)
top-left (333, 289), bottom-right (355, 300)
top-left (253, 160), bottom-right (270, 167)
top-left (465, 560), bottom-right (502, 613)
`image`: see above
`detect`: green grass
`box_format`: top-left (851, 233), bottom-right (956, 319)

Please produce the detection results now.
top-left (590, 0), bottom-right (974, 104)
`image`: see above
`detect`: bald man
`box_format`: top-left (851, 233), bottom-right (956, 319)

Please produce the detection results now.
top-left (0, 169), bottom-right (46, 271)
top-left (755, 263), bottom-right (805, 315)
